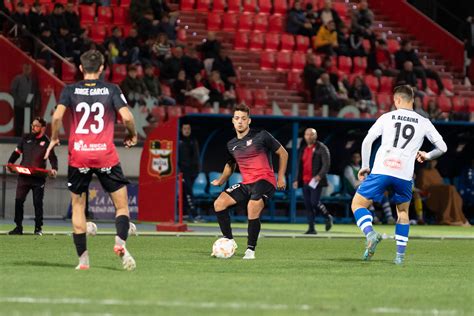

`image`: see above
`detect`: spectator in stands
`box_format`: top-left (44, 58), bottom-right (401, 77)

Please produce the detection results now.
top-left (183, 46), bottom-right (204, 80)
top-left (305, 3), bottom-right (320, 36)
top-left (143, 64), bottom-right (176, 105)
top-left (314, 72), bottom-right (345, 110)
top-left (172, 70), bottom-right (189, 105)
top-left (293, 128), bottom-right (333, 234)
top-left (64, 0), bottom-right (81, 36)
top-left (413, 96), bottom-right (428, 118)
top-left (303, 53), bottom-right (324, 101)
top-left (199, 32), bottom-right (222, 73)
top-left (158, 13), bottom-right (177, 42)
top-left (206, 70), bottom-right (235, 108)
top-left (349, 28), bottom-right (366, 57)
top-left (286, 0), bottom-right (313, 37)
top-left (395, 61), bottom-right (419, 92)
top-left (124, 27), bottom-right (141, 65)
top-left (152, 0), bottom-right (175, 21)
top-left (395, 40), bottom-right (453, 96)
top-left (317, 0), bottom-right (342, 30)
top-left (120, 65), bottom-right (149, 107)
top-left (152, 33), bottom-right (172, 63)
top-left (72, 28), bottom-right (92, 65)
top-left (49, 3), bottom-right (68, 36)
top-left (28, 2), bottom-right (48, 36)
top-left (37, 26), bottom-right (54, 70)
top-left (426, 99), bottom-right (444, 121)
top-left (313, 20), bottom-right (338, 56)
top-left (11, 64), bottom-right (38, 137)
top-left (190, 72), bottom-right (206, 89)
top-left (335, 24), bottom-right (351, 56)
top-left (354, 0), bottom-right (373, 31)
top-left (0, 0), bottom-right (10, 31)
top-left (321, 56), bottom-right (347, 92)
top-left (212, 50), bottom-right (237, 89)
top-left (348, 76), bottom-right (375, 113)
top-left (160, 46), bottom-right (183, 82)
top-left (130, 0), bottom-right (152, 23)
top-left (11, 2), bottom-right (30, 32)
top-left (368, 39), bottom-right (398, 77)
top-left (137, 9), bottom-right (160, 41)
top-left (462, 16), bottom-right (474, 86)
top-left (55, 26), bottom-right (74, 59)
top-left (343, 152), bottom-right (362, 196)
top-left (105, 27), bottom-right (126, 64)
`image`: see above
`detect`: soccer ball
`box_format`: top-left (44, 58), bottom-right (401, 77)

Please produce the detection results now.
top-left (86, 222), bottom-right (97, 236)
top-left (212, 238), bottom-right (237, 259)
top-left (128, 222), bottom-right (137, 236)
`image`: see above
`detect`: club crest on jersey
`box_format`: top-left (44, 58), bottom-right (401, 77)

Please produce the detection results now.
top-left (40, 141), bottom-right (45, 146)
top-left (148, 140), bottom-right (173, 178)
top-left (246, 139), bottom-right (253, 146)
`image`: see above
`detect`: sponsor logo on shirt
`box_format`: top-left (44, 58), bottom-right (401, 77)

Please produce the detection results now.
top-left (73, 140), bottom-right (107, 152)
top-left (40, 141), bottom-right (45, 146)
top-left (246, 139), bottom-right (253, 146)
top-left (383, 158), bottom-right (402, 169)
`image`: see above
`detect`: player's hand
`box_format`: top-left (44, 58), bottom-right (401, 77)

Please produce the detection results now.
top-left (292, 181), bottom-right (298, 189)
top-left (416, 151), bottom-right (428, 163)
top-left (44, 138), bottom-right (60, 160)
top-left (211, 179), bottom-right (224, 186)
top-left (277, 177), bottom-right (286, 190)
top-left (358, 167), bottom-right (370, 181)
top-left (314, 175), bottom-right (321, 182)
top-left (49, 169), bottom-right (58, 178)
top-left (124, 134), bottom-right (137, 148)
top-left (6, 163), bottom-right (13, 173)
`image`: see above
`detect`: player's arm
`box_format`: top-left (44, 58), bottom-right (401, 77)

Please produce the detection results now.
top-left (360, 116), bottom-right (384, 181)
top-left (118, 106), bottom-right (138, 148)
top-left (211, 162), bottom-right (236, 186)
top-left (44, 104), bottom-right (67, 160)
top-left (275, 146), bottom-right (288, 190)
top-left (315, 143), bottom-right (330, 182)
top-left (416, 121), bottom-right (447, 163)
top-left (48, 145), bottom-right (59, 178)
top-left (6, 138), bottom-right (24, 172)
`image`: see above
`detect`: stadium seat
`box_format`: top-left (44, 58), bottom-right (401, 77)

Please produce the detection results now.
top-left (264, 33), bottom-right (280, 51)
top-left (234, 32), bottom-right (249, 50)
top-left (268, 15), bottom-right (283, 33)
top-left (177, 29), bottom-right (187, 41)
top-left (196, 0), bottom-right (211, 12)
top-left (113, 7), bottom-right (128, 25)
top-left (251, 108), bottom-right (266, 115)
top-left (180, 0), bottom-right (194, 10)
top-left (377, 93), bottom-right (392, 111)
top-left (287, 71), bottom-right (303, 89)
top-left (97, 6), bottom-right (112, 24)
top-left (90, 25), bottom-right (107, 43)
top-left (280, 34), bottom-right (295, 51)
top-left (61, 62), bottom-right (77, 83)
top-left (333, 2), bottom-right (347, 18)
top-left (242, 0), bottom-right (257, 13)
top-left (322, 174), bottom-right (341, 197)
top-left (167, 106), bottom-right (183, 118)
top-left (387, 39), bottom-right (400, 54)
top-left (79, 5), bottom-right (95, 24)
top-left (207, 12), bottom-right (222, 31)
top-left (192, 172), bottom-right (208, 197)
top-left (276, 52), bottom-right (291, 71)
top-left (238, 14), bottom-right (254, 31)
top-left (295, 35), bottom-right (309, 52)
top-left (379, 76), bottom-right (393, 93)
top-left (291, 52), bottom-right (305, 72)
top-left (111, 64), bottom-right (127, 84)
top-left (228, 173), bottom-right (243, 186)
top-left (260, 51), bottom-right (276, 70)
top-left (365, 75), bottom-right (378, 93)
top-left (220, 108), bottom-right (232, 114)
top-left (273, 0), bottom-right (288, 15)
top-left (212, 0), bottom-right (226, 12)
top-left (249, 32), bottom-right (264, 51)
top-left (120, 0), bottom-right (131, 7)
top-left (253, 14), bottom-right (268, 32)
top-left (451, 97), bottom-right (468, 113)
top-left (227, 0), bottom-right (241, 13)
top-left (427, 78), bottom-right (439, 95)
top-left (253, 89), bottom-right (268, 107)
top-left (337, 56), bottom-right (352, 74)
top-left (209, 172), bottom-right (225, 196)
top-left (441, 78), bottom-right (454, 92)
top-left (236, 87), bottom-right (254, 105)
top-left (222, 13), bottom-right (238, 32)
top-left (437, 95), bottom-right (452, 112)
top-left (422, 95), bottom-right (436, 109)
top-left (353, 56), bottom-right (367, 74)
top-left (258, 0), bottom-right (272, 14)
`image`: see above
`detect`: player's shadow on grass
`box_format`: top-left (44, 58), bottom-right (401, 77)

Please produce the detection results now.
top-left (11, 261), bottom-right (121, 271)
top-left (325, 258), bottom-right (392, 264)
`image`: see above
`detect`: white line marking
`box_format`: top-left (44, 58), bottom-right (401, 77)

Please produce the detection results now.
top-left (0, 297), bottom-right (312, 311)
top-left (371, 307), bottom-right (459, 315)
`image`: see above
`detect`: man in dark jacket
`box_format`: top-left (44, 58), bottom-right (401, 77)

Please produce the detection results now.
top-left (7, 117), bottom-right (58, 235)
top-left (293, 128), bottom-right (333, 234)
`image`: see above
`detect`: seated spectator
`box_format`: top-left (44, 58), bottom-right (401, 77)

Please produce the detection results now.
top-left (191, 72), bottom-right (206, 88)
top-left (11, 2), bottom-right (30, 31)
top-left (137, 9), bottom-right (160, 41)
top-left (313, 20), bottom-right (338, 56)
top-left (354, 0), bottom-right (373, 31)
top-left (395, 40), bottom-right (453, 96)
top-left (124, 27), bottom-right (141, 64)
top-left (28, 2), bottom-right (48, 36)
top-left (72, 28), bottom-right (92, 65)
top-left (120, 65), bottom-right (149, 107)
top-left (286, 0), bottom-right (313, 36)
top-left (158, 13), bottom-right (178, 42)
top-left (49, 3), bottom-right (68, 36)
top-left (143, 64), bottom-right (176, 106)
top-left (317, 0), bottom-right (342, 30)
top-left (64, 0), bottom-right (81, 36)
top-left (105, 27), bottom-right (126, 64)
top-left (183, 46), bottom-right (204, 80)
top-left (348, 76), bottom-right (375, 113)
top-left (413, 95), bottom-right (428, 118)
top-left (305, 3), bottom-right (320, 36)
top-left (336, 24), bottom-right (351, 57)
top-left (37, 26), bottom-right (54, 70)
top-left (153, 33), bottom-right (172, 62)
top-left (173, 70), bottom-right (189, 104)
top-left (426, 99), bottom-right (444, 121)
top-left (314, 72), bottom-right (345, 110)
top-left (151, 0), bottom-right (175, 21)
top-left (368, 39), bottom-right (398, 77)
top-left (303, 53), bottom-right (324, 100)
top-left (160, 46), bottom-right (183, 82)
top-left (321, 56), bottom-right (344, 91)
top-left (206, 70), bottom-right (236, 108)
top-left (199, 32), bottom-right (222, 74)
top-left (130, 0), bottom-right (152, 23)
top-left (349, 28), bottom-right (366, 57)
top-left (211, 50), bottom-right (237, 89)
top-left (55, 26), bottom-right (74, 59)
top-left (395, 61), bottom-right (418, 91)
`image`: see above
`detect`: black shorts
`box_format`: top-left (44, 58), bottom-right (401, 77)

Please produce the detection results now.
top-left (224, 179), bottom-right (275, 206)
top-left (67, 164), bottom-right (130, 195)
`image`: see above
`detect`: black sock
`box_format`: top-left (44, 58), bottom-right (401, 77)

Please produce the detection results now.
top-left (115, 215), bottom-right (130, 241)
top-left (73, 233), bottom-right (87, 257)
top-left (247, 218), bottom-right (261, 251)
top-left (216, 209), bottom-right (233, 239)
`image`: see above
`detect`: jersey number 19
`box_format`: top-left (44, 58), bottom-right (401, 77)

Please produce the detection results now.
top-left (75, 102), bottom-right (105, 134)
top-left (393, 122), bottom-right (414, 149)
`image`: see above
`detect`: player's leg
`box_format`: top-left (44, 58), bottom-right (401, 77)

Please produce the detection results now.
top-left (302, 185), bottom-right (316, 234)
top-left (412, 190), bottom-right (424, 224)
top-left (32, 181), bottom-right (45, 235)
top-left (311, 185), bottom-right (333, 232)
top-left (9, 179), bottom-right (30, 235)
top-left (214, 186), bottom-right (240, 240)
top-left (352, 193), bottom-right (375, 236)
top-left (71, 191), bottom-right (89, 270)
top-left (380, 194), bottom-right (395, 224)
top-left (394, 201), bottom-right (410, 265)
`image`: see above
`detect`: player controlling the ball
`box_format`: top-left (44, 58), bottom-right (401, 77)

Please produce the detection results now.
top-left (45, 50), bottom-right (138, 271)
top-left (211, 104), bottom-right (288, 259)
top-left (351, 85), bottom-right (447, 264)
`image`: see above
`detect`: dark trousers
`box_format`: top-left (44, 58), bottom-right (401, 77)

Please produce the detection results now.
top-left (303, 185), bottom-right (328, 231)
top-left (413, 66), bottom-right (444, 91)
top-left (14, 176), bottom-right (45, 229)
top-left (14, 106), bottom-right (25, 137)
top-left (183, 173), bottom-right (198, 218)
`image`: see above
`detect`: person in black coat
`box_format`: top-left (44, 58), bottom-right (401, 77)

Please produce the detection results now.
top-left (64, 1), bottom-right (81, 36)
top-left (293, 128), bottom-right (333, 234)
top-left (211, 50), bottom-right (237, 89)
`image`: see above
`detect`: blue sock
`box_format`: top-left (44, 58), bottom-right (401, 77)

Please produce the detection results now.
top-left (395, 223), bottom-right (410, 254)
top-left (354, 208), bottom-right (374, 236)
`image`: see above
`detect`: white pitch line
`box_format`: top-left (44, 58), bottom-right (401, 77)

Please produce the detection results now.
top-left (371, 307), bottom-right (459, 315)
top-left (0, 297), bottom-right (312, 312)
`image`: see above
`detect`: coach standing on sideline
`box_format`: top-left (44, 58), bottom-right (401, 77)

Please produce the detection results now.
top-left (7, 117), bottom-right (58, 235)
top-left (293, 128), bottom-right (333, 234)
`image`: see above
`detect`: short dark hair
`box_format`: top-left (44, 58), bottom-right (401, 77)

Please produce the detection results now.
top-left (33, 117), bottom-right (46, 127)
top-left (393, 85), bottom-right (414, 101)
top-left (400, 39), bottom-right (410, 47)
top-left (80, 50), bottom-right (104, 74)
top-left (233, 104), bottom-right (250, 116)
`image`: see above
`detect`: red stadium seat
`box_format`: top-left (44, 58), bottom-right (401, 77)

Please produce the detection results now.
top-left (207, 12), bottom-right (222, 31)
top-left (276, 51), bottom-right (291, 71)
top-left (90, 25), bottom-right (107, 43)
top-left (353, 56), bottom-right (367, 74)
top-left (113, 7), bottom-right (129, 25)
top-left (168, 106), bottom-right (183, 118)
top-left (442, 78), bottom-right (454, 92)
top-left (61, 62), bottom-right (77, 83)
top-left (422, 96), bottom-right (436, 110)
top-left (234, 32), bottom-right (249, 50)
top-left (177, 29), bottom-right (187, 41)
top-left (377, 93), bottom-right (392, 110)
top-left (222, 13), bottom-right (238, 31)
top-left (333, 2), bottom-right (347, 18)
top-left (180, 0), bottom-right (194, 10)
top-left (184, 106), bottom-right (200, 114)
top-left (79, 5), bottom-right (95, 24)
top-left (251, 108), bottom-right (266, 115)
top-left (273, 0), bottom-right (288, 15)
top-left (295, 35), bottom-right (309, 52)
top-left (387, 39), bottom-right (400, 54)
top-left (260, 51), bottom-right (276, 70)
top-left (268, 15), bottom-right (283, 33)
top-left (253, 89), bottom-right (268, 108)
top-left (258, 0), bottom-right (272, 14)
top-left (243, 0), bottom-right (257, 13)
top-left (253, 14), bottom-right (268, 32)
top-left (236, 87), bottom-right (254, 105)
top-left (212, 0), bottom-right (226, 12)
top-left (249, 32), bottom-right (264, 51)
top-left (238, 14), bottom-right (254, 31)
top-left (365, 75), bottom-right (378, 93)
top-left (291, 52), bottom-right (305, 72)
top-left (280, 34), bottom-right (295, 51)
top-left (437, 95), bottom-right (452, 112)
top-left (151, 106), bottom-right (166, 122)
top-left (196, 0), bottom-right (211, 12)
top-left (287, 71), bottom-right (303, 90)
top-left (427, 78), bottom-right (439, 95)
top-left (379, 76), bottom-right (393, 93)
top-left (451, 97), bottom-right (468, 113)
top-left (338, 56), bottom-right (352, 74)
top-left (111, 64), bottom-right (127, 84)
top-left (227, 0), bottom-right (241, 13)
top-left (97, 6), bottom-right (112, 24)
top-left (264, 33), bottom-right (280, 51)
top-left (120, 0), bottom-right (131, 7)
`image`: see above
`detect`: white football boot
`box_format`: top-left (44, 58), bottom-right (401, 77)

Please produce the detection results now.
top-left (114, 236), bottom-right (136, 271)
top-left (242, 249), bottom-right (255, 260)
top-left (75, 250), bottom-right (90, 270)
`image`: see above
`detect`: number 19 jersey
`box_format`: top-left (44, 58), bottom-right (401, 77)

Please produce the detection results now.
top-left (368, 109), bottom-right (444, 181)
top-left (58, 79), bottom-right (128, 168)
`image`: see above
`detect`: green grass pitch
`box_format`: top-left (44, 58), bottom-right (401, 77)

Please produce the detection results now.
top-left (0, 225), bottom-right (473, 316)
